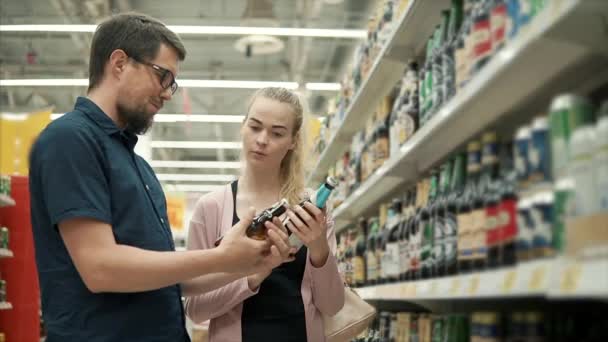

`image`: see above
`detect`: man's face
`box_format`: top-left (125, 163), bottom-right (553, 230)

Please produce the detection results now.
top-left (117, 44), bottom-right (179, 134)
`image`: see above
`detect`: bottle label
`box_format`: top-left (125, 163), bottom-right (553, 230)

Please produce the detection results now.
top-left (530, 204), bottom-right (553, 250)
top-left (353, 256), bottom-right (365, 284)
top-left (491, 3), bottom-right (508, 51)
top-left (500, 199), bottom-right (518, 242)
top-left (444, 213), bottom-right (458, 264)
top-left (472, 16), bottom-right (492, 65)
top-left (530, 128), bottom-right (550, 183)
top-left (569, 156), bottom-right (597, 216)
top-left (551, 137), bottom-right (568, 179)
top-left (455, 45), bottom-right (468, 90)
top-left (386, 242), bottom-right (401, 278)
top-left (433, 218), bottom-right (445, 268)
top-left (471, 209), bottom-right (487, 255)
top-left (432, 55), bottom-right (444, 111)
top-left (595, 150), bottom-right (608, 210)
top-left (366, 252), bottom-right (377, 281)
top-left (376, 250), bottom-right (385, 279)
top-left (485, 205), bottom-right (500, 246)
top-left (457, 213), bottom-right (472, 234)
top-left (516, 207), bottom-right (534, 254)
top-left (399, 239), bottom-right (409, 276)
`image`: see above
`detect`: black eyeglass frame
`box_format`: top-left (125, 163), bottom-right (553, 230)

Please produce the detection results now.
top-left (130, 56), bottom-right (178, 95)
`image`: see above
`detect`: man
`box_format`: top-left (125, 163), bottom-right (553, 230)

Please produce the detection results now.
top-left (29, 13), bottom-right (292, 341)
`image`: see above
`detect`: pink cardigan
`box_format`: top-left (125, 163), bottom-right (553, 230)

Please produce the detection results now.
top-left (184, 184), bottom-right (345, 342)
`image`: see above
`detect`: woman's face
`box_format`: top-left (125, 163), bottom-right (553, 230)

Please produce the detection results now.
top-left (241, 96), bottom-right (297, 171)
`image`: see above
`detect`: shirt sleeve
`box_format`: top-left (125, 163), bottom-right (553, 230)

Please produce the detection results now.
top-left (184, 194), bottom-right (259, 323)
top-left (32, 122), bottom-right (112, 227)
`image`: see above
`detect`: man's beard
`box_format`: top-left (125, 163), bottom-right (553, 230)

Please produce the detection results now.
top-left (117, 103), bottom-right (154, 135)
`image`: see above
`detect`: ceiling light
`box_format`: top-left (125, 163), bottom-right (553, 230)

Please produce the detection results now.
top-left (0, 79), bottom-right (88, 86)
top-left (178, 80), bottom-right (298, 89)
top-left (150, 160), bottom-right (241, 169)
top-left (164, 184), bottom-right (225, 193)
top-left (153, 114), bottom-right (245, 123)
top-left (150, 141), bottom-right (242, 149)
top-left (305, 82), bottom-right (342, 91)
top-left (47, 113), bottom-right (245, 122)
top-left (156, 174), bottom-right (237, 182)
top-left (0, 79), bottom-right (306, 90)
top-left (0, 25), bottom-right (366, 39)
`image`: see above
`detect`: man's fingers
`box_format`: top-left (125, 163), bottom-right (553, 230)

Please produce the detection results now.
top-left (267, 228), bottom-right (290, 256)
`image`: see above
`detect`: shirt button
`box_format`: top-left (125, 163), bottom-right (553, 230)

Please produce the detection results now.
top-left (145, 184), bottom-right (150, 191)
top-left (160, 218), bottom-right (165, 224)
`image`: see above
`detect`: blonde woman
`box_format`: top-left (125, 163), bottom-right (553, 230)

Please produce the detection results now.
top-left (185, 87), bottom-right (344, 342)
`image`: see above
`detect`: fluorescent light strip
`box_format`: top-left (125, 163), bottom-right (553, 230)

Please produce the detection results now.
top-left (0, 25), bottom-right (366, 39)
top-left (47, 113), bottom-right (245, 122)
top-left (157, 174), bottom-right (236, 182)
top-left (150, 141), bottom-right (241, 149)
top-left (0, 79), bottom-right (88, 86)
top-left (153, 114), bottom-right (245, 123)
top-left (150, 160), bottom-right (241, 169)
top-left (0, 79), bottom-right (339, 91)
top-left (179, 80), bottom-right (298, 89)
top-left (164, 184), bottom-right (225, 192)
top-left (305, 82), bottom-right (341, 91)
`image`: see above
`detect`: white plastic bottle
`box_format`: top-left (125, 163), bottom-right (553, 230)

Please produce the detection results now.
top-left (568, 113), bottom-right (597, 217)
top-left (594, 101), bottom-right (608, 211)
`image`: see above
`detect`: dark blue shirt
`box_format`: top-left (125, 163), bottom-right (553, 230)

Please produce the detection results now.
top-left (29, 97), bottom-right (189, 342)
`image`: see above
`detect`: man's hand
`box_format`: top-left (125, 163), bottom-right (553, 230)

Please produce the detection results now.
top-left (247, 217), bottom-right (296, 290)
top-left (217, 207), bottom-right (273, 274)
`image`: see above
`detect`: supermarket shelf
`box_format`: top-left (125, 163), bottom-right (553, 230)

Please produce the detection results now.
top-left (0, 248), bottom-right (14, 258)
top-left (0, 194), bottom-right (16, 207)
top-left (332, 0), bottom-right (608, 232)
top-left (355, 257), bottom-right (608, 302)
top-left (0, 302), bottom-right (12, 310)
top-left (307, 0), bottom-right (448, 185)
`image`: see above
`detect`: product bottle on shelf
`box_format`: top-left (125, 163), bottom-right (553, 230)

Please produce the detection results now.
top-left (386, 198), bottom-right (403, 283)
top-left (595, 101), bottom-right (608, 211)
top-left (431, 10), bottom-right (451, 115)
top-left (446, 153), bottom-right (466, 275)
top-left (421, 171), bottom-right (438, 279)
top-left (399, 189), bottom-right (414, 281)
top-left (458, 141), bottom-right (481, 273)
top-left (473, 131), bottom-right (500, 270)
top-left (498, 143), bottom-right (519, 266)
top-left (377, 204), bottom-right (389, 284)
top-left (434, 160), bottom-right (453, 277)
top-left (471, 0), bottom-right (493, 76)
top-left (408, 185), bottom-right (422, 280)
top-left (567, 97), bottom-right (598, 217)
top-left (444, 0), bottom-right (464, 104)
top-left (343, 231), bottom-right (354, 287)
top-left (491, 0), bottom-right (509, 53)
top-left (366, 217), bottom-right (379, 286)
top-left (354, 218), bottom-right (368, 288)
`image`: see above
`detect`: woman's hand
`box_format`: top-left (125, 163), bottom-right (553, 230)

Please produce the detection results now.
top-left (285, 202), bottom-right (330, 267)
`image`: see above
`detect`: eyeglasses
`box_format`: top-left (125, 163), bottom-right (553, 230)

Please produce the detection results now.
top-left (130, 57), bottom-right (178, 95)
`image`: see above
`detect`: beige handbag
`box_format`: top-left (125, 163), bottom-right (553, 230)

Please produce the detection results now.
top-left (323, 286), bottom-right (377, 342)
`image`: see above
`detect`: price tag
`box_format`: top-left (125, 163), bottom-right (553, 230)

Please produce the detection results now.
top-left (468, 275), bottom-right (480, 295)
top-left (529, 265), bottom-right (547, 291)
top-left (560, 264), bottom-right (582, 293)
top-left (502, 270), bottom-right (517, 293)
top-left (449, 278), bottom-right (461, 296)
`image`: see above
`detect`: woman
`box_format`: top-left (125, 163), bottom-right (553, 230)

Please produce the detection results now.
top-left (185, 87), bottom-right (344, 342)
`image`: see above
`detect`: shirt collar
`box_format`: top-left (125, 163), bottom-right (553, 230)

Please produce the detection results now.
top-left (74, 96), bottom-right (139, 150)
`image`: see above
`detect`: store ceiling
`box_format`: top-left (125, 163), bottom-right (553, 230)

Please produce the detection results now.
top-left (0, 0), bottom-right (376, 191)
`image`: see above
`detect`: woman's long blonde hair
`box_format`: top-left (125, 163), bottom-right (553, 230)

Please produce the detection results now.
top-left (244, 87), bottom-right (307, 205)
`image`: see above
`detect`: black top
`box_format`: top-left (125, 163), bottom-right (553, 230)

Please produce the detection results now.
top-left (29, 97), bottom-right (188, 342)
top-left (231, 181), bottom-right (308, 342)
